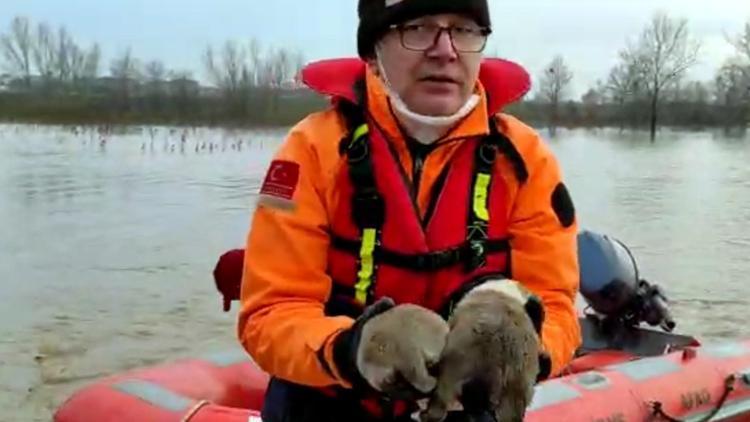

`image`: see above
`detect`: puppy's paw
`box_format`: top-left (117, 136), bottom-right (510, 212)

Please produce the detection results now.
top-left (420, 400), bottom-right (449, 422)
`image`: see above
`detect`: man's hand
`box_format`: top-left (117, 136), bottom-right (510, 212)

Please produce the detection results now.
top-left (333, 298), bottom-right (449, 398)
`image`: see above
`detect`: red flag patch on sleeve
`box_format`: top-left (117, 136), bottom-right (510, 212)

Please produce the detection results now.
top-left (260, 160), bottom-right (300, 200)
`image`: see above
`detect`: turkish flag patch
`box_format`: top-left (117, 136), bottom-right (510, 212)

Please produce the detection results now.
top-left (260, 160), bottom-right (300, 200)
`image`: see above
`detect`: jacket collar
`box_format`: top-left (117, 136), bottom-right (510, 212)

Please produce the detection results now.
top-left (301, 57), bottom-right (531, 117)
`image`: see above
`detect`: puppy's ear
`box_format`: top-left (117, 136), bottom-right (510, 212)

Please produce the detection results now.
top-left (524, 295), bottom-right (545, 335)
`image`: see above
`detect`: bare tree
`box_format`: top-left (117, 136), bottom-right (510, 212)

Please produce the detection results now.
top-left (257, 49), bottom-right (274, 88)
top-left (33, 22), bottom-right (56, 81)
top-left (607, 61), bottom-right (636, 105)
top-left (110, 47), bottom-right (140, 80)
top-left (538, 55), bottom-right (573, 134)
top-left (110, 48), bottom-right (141, 109)
top-left (540, 55), bottom-right (574, 104)
top-left (145, 60), bottom-right (166, 82)
top-left (32, 23), bottom-right (89, 87)
top-left (729, 20), bottom-right (750, 63)
top-left (715, 58), bottom-right (750, 130)
top-left (168, 70), bottom-right (197, 119)
top-left (68, 45), bottom-right (87, 84)
top-left (624, 12), bottom-right (700, 141)
top-left (203, 41), bottom-right (246, 96)
top-left (247, 38), bottom-right (262, 87)
top-left (604, 55), bottom-right (650, 130)
top-left (1, 16), bottom-right (34, 86)
top-left (292, 50), bottom-right (305, 82)
top-left (276, 48), bottom-right (293, 86)
top-left (55, 27), bottom-right (79, 82)
top-left (82, 43), bottom-right (100, 79)
top-left (204, 40), bottom-right (259, 117)
top-left (143, 60), bottom-right (167, 110)
top-left (736, 21), bottom-right (750, 127)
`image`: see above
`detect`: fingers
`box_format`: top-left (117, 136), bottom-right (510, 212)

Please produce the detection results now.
top-left (420, 366), bottom-right (463, 422)
top-left (420, 399), bottom-right (448, 422)
top-left (361, 297), bottom-right (395, 320)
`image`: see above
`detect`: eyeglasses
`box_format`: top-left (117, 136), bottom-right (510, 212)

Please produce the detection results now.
top-left (389, 23), bottom-right (492, 53)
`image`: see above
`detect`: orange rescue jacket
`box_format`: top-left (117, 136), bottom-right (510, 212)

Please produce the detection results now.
top-left (237, 57), bottom-right (581, 388)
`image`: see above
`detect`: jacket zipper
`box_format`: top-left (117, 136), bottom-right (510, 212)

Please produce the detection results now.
top-left (412, 151), bottom-right (426, 201)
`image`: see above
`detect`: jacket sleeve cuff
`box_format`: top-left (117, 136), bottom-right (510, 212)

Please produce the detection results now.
top-left (316, 327), bottom-right (355, 388)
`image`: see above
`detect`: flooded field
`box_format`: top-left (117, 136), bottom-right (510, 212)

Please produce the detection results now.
top-left (1, 124), bottom-right (749, 420)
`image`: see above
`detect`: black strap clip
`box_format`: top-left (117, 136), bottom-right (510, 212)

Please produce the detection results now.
top-left (352, 192), bottom-right (384, 229)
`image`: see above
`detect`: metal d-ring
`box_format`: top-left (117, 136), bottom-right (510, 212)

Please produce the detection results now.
top-left (478, 143), bottom-right (497, 166)
top-left (347, 139), bottom-right (369, 164)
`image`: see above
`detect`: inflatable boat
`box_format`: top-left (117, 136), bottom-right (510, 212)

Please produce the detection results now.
top-left (54, 232), bottom-right (750, 421)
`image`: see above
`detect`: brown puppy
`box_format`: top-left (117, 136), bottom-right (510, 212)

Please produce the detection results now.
top-left (421, 280), bottom-right (543, 422)
top-left (357, 303), bottom-right (450, 395)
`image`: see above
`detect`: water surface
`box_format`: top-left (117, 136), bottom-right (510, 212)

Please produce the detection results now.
top-left (1, 124), bottom-right (748, 420)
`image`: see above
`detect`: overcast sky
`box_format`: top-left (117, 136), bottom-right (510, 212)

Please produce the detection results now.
top-left (4, 0), bottom-right (750, 97)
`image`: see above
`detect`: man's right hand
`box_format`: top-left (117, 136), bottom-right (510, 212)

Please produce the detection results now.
top-left (332, 298), bottom-right (450, 398)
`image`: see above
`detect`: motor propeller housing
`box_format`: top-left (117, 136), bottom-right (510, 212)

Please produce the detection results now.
top-left (577, 230), bottom-right (675, 332)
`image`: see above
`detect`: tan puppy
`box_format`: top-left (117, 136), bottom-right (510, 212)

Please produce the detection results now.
top-left (421, 280), bottom-right (543, 422)
top-left (357, 303), bottom-right (450, 395)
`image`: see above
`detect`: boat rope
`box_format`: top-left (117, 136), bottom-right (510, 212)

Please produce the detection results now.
top-left (180, 399), bottom-right (211, 422)
top-left (650, 374), bottom-right (737, 422)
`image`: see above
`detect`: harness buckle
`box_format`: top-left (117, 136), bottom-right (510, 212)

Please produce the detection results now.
top-left (466, 240), bottom-right (487, 272)
top-left (478, 142), bottom-right (497, 167)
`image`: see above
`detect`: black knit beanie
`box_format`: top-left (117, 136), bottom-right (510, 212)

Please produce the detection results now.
top-left (357, 0), bottom-right (492, 58)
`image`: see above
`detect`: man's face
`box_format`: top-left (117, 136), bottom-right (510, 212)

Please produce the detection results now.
top-left (371, 13), bottom-right (486, 117)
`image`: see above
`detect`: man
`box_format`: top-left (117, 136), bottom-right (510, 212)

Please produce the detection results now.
top-left (237, 0), bottom-right (581, 420)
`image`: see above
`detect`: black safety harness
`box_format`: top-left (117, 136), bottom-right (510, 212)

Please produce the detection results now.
top-left (330, 99), bottom-right (528, 310)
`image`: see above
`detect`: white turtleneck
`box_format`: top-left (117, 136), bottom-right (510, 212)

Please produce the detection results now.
top-left (375, 50), bottom-right (480, 145)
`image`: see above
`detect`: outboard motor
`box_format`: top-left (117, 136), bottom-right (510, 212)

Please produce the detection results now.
top-left (577, 230), bottom-right (675, 332)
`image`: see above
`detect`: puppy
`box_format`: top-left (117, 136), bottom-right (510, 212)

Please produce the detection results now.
top-left (421, 279), bottom-right (544, 422)
top-left (357, 304), bottom-right (450, 396)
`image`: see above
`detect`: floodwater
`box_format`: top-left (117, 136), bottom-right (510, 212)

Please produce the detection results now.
top-left (1, 123), bottom-right (749, 421)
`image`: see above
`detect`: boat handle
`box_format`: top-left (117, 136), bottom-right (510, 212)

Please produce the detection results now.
top-left (649, 374), bottom-right (737, 422)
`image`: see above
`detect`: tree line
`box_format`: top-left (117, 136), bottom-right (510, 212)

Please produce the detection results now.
top-left (0, 13), bottom-right (749, 138)
top-left (0, 16), bottom-right (323, 126)
top-left (530, 12), bottom-right (750, 140)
